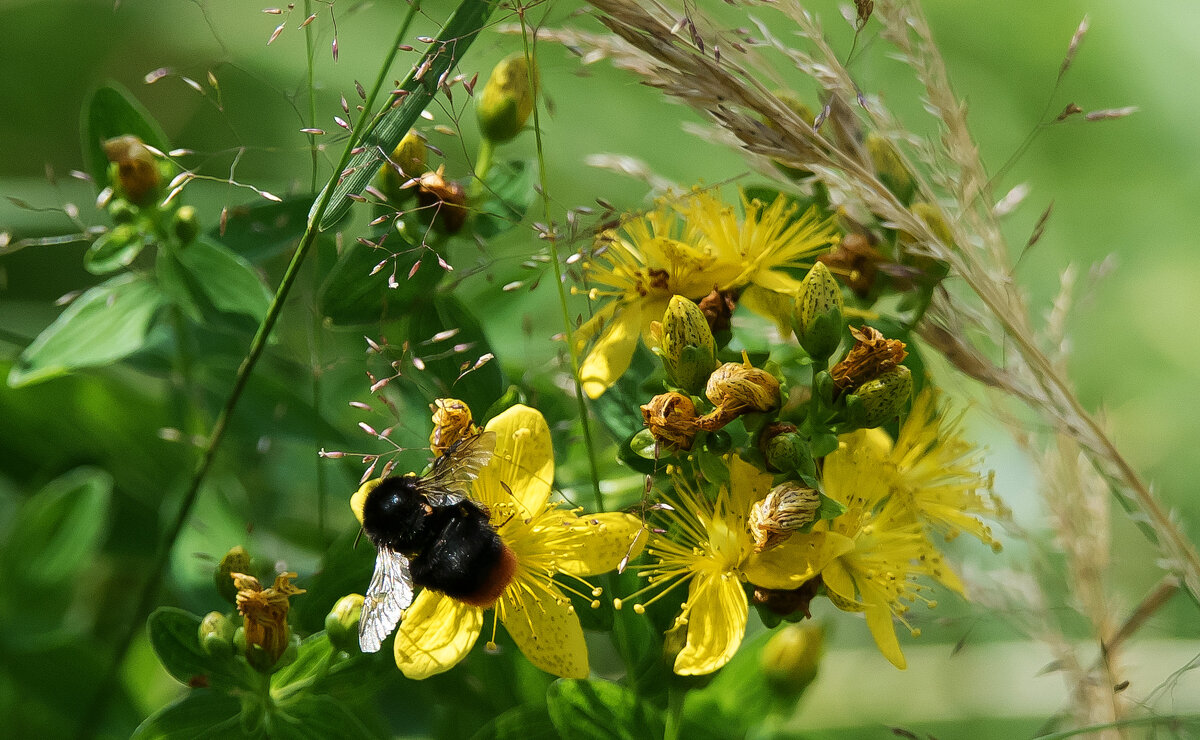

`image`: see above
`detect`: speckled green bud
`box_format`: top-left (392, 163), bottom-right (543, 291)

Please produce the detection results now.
top-left (659, 295), bottom-right (718, 393)
top-left (761, 624), bottom-right (823, 697)
top-left (215, 546), bottom-right (252, 605)
top-left (793, 262), bottom-right (844, 361)
top-left (849, 365), bottom-right (912, 427)
top-left (867, 132), bottom-right (915, 204)
top-left (477, 53), bottom-right (538, 143)
top-left (198, 611), bottom-right (236, 658)
top-left (379, 130), bottom-right (427, 202)
top-left (763, 432), bottom-right (809, 473)
top-left (325, 593), bottom-right (364, 654)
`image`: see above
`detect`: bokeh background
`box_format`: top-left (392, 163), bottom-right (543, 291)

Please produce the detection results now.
top-left (2, 0), bottom-right (1198, 737)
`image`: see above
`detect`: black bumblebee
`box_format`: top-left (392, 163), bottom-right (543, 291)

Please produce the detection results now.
top-left (355, 432), bottom-right (518, 653)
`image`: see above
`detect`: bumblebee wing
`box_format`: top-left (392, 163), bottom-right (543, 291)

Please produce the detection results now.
top-left (359, 546), bottom-right (414, 653)
top-left (418, 431), bottom-right (496, 507)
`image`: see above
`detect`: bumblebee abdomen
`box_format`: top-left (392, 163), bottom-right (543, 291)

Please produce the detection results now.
top-left (410, 508), bottom-right (516, 607)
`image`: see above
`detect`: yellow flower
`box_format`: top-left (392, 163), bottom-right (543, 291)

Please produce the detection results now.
top-left (576, 196), bottom-right (742, 399)
top-left (816, 435), bottom-right (952, 669)
top-left (677, 189), bottom-right (838, 335)
top-left (386, 405), bottom-right (646, 679)
top-left (620, 456), bottom-right (850, 675)
top-left (884, 388), bottom-right (1004, 551)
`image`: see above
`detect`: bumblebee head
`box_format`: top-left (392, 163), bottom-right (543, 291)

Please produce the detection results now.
top-left (357, 476), bottom-right (434, 552)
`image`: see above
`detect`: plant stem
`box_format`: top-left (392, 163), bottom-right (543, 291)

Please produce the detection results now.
top-left (304, 0), bottom-right (319, 193)
top-left (79, 5), bottom-right (428, 736)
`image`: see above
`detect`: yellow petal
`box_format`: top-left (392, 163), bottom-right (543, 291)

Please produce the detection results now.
top-left (864, 602), bottom-right (906, 669)
top-left (742, 532), bottom-right (855, 590)
top-left (673, 572), bottom-right (747, 676)
top-left (547, 512), bottom-right (647, 577)
top-left (579, 303), bottom-right (644, 399)
top-left (480, 404), bottom-right (554, 512)
top-left (727, 456), bottom-right (774, 516)
top-left (349, 479), bottom-right (381, 525)
top-left (501, 578), bottom-right (588, 678)
top-left (738, 283), bottom-right (795, 338)
top-left (819, 558), bottom-right (867, 612)
top-left (393, 590), bottom-right (483, 679)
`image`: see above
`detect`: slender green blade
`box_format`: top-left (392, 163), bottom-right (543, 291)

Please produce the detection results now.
top-left (317, 0), bottom-right (499, 229)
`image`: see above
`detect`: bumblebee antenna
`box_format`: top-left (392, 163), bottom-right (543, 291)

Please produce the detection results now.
top-left (353, 527), bottom-right (364, 549)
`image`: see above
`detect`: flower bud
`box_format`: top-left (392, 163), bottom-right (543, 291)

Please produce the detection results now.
top-left (830, 325), bottom-right (908, 391)
top-left (762, 430), bottom-right (810, 474)
top-left (417, 167), bottom-right (468, 234)
top-left (477, 53), bottom-right (538, 143)
top-left (749, 483), bottom-right (821, 552)
top-left (103, 135), bottom-right (161, 205)
top-left (108, 199), bottom-right (137, 224)
top-left (215, 546), bottom-right (252, 604)
top-left (430, 398), bottom-right (479, 457)
top-left (325, 593), bottom-right (364, 654)
top-left (867, 132), bottom-right (915, 204)
top-left (172, 205), bottom-right (199, 245)
top-left (641, 392), bottom-right (699, 452)
top-left (793, 262), bottom-right (844, 361)
top-left (198, 611), bottom-right (236, 659)
top-left (761, 624), bottom-right (823, 697)
top-left (848, 365), bottom-right (912, 428)
top-left (658, 295), bottom-right (718, 393)
top-left (699, 356), bottom-right (780, 430)
top-left (379, 130), bottom-right (427, 202)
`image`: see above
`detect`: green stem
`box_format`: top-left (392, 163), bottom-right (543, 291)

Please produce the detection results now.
top-left (470, 137), bottom-right (496, 200)
top-left (79, 5), bottom-right (427, 737)
top-left (304, 0), bottom-right (319, 193)
top-left (664, 683), bottom-right (685, 740)
top-left (516, 3), bottom-right (603, 515)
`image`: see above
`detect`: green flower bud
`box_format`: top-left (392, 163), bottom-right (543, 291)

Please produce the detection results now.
top-left (761, 624), bottom-right (823, 698)
top-left (477, 53), bottom-right (538, 143)
top-left (379, 130), bottom-right (428, 202)
top-left (867, 132), bottom-right (915, 204)
top-left (325, 594), bottom-right (365, 654)
top-left (848, 365), bottom-right (912, 428)
top-left (215, 546), bottom-right (252, 605)
top-left (658, 295), bottom-right (718, 393)
top-left (108, 199), bottom-right (137, 224)
top-left (172, 205), bottom-right (199, 245)
top-left (793, 262), bottom-right (844, 361)
top-left (763, 431), bottom-right (810, 474)
top-left (198, 611), bottom-right (236, 659)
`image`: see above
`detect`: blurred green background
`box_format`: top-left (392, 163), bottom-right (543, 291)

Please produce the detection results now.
top-left (2, 0), bottom-right (1198, 737)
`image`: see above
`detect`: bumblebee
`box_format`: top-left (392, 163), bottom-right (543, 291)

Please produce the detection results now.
top-left (355, 431), bottom-right (518, 653)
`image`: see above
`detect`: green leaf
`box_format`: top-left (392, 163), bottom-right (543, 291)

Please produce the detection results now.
top-left (407, 294), bottom-right (505, 414)
top-left (130, 690), bottom-right (242, 740)
top-left (545, 679), bottom-right (665, 740)
top-left (271, 632), bottom-right (333, 693)
top-left (272, 695), bottom-right (381, 740)
top-left (317, 240), bottom-right (445, 327)
top-left (474, 160), bottom-right (537, 240)
top-left (84, 224), bottom-right (147, 275)
top-left (814, 492), bottom-right (846, 522)
top-left (174, 238), bottom-right (273, 321)
top-left (8, 272), bottom-right (165, 387)
top-left (81, 83), bottom-right (171, 191)
top-left (470, 704), bottom-right (559, 740)
top-left (318, 0), bottom-right (500, 228)
top-left (146, 607), bottom-right (255, 691)
top-left (0, 467), bottom-right (112, 587)
top-left (207, 196), bottom-right (314, 262)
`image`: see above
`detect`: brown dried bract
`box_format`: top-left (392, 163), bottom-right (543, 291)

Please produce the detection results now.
top-left (697, 286), bottom-right (737, 334)
top-left (641, 392), bottom-right (700, 451)
top-left (830, 325), bottom-right (907, 390)
top-left (233, 572), bottom-right (305, 665)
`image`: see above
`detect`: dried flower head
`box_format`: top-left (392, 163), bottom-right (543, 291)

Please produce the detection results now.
top-left (831, 325), bottom-right (908, 391)
top-left (699, 354), bottom-right (780, 429)
top-left (232, 571), bottom-right (305, 669)
top-left (749, 482), bottom-right (822, 552)
top-left (417, 166), bottom-right (468, 234)
top-left (103, 135), bottom-right (161, 204)
top-left (641, 392), bottom-right (700, 451)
